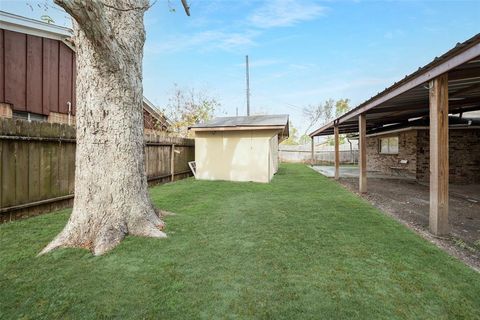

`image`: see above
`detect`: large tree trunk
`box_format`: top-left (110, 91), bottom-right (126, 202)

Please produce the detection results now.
top-left (40, 0), bottom-right (166, 256)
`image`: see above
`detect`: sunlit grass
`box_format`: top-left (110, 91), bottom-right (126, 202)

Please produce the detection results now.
top-left (1, 163), bottom-right (479, 319)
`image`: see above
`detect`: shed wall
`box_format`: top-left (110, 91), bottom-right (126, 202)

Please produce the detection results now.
top-left (269, 134), bottom-right (279, 179)
top-left (194, 130), bottom-right (278, 183)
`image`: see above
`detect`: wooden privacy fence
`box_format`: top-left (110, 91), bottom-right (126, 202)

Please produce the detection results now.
top-left (0, 118), bottom-right (194, 222)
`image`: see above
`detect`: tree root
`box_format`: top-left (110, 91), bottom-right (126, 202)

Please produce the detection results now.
top-left (38, 232), bottom-right (71, 256)
top-left (92, 226), bottom-right (127, 255)
top-left (155, 208), bottom-right (176, 217)
top-left (38, 210), bottom-right (169, 256)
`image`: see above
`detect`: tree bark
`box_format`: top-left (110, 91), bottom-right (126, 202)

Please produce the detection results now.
top-left (40, 0), bottom-right (166, 256)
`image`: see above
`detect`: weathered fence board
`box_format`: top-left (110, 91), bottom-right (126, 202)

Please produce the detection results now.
top-left (50, 143), bottom-right (61, 198)
top-left (39, 144), bottom-right (51, 200)
top-left (0, 119), bottom-right (195, 222)
top-left (59, 143), bottom-right (69, 194)
top-left (28, 142), bottom-right (41, 202)
top-left (16, 141), bottom-right (29, 204)
top-left (2, 142), bottom-right (15, 207)
top-left (0, 142), bottom-right (2, 207)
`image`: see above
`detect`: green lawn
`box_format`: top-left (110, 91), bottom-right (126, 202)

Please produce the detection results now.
top-left (1, 164), bottom-right (479, 319)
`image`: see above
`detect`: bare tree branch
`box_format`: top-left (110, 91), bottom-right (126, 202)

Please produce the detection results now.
top-left (180, 0), bottom-right (190, 16)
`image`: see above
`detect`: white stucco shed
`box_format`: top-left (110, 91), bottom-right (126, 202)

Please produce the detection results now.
top-left (190, 115), bottom-right (289, 183)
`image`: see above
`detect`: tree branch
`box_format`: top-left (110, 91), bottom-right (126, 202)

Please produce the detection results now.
top-left (54, 0), bottom-right (122, 71)
top-left (180, 0), bottom-right (190, 16)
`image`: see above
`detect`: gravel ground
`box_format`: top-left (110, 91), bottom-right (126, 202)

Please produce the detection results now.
top-left (323, 172), bottom-right (480, 271)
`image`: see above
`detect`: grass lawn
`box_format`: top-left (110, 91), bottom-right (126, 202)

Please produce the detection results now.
top-left (1, 164), bottom-right (479, 319)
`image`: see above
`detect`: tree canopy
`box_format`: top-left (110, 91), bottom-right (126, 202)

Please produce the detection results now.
top-left (163, 84), bottom-right (220, 137)
top-left (303, 98), bottom-right (351, 135)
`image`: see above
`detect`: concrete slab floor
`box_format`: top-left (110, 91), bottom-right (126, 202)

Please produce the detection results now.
top-left (312, 165), bottom-right (413, 180)
top-left (311, 165), bottom-right (480, 268)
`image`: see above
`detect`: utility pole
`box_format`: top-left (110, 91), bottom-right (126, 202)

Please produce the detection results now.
top-left (246, 55), bottom-right (250, 116)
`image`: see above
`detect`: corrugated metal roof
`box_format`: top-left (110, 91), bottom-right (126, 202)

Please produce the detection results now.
top-left (310, 33), bottom-right (480, 137)
top-left (191, 114), bottom-right (289, 128)
top-left (365, 116), bottom-right (480, 136)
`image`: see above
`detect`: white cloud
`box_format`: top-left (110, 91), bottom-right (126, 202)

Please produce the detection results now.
top-left (145, 1), bottom-right (328, 55)
top-left (146, 30), bottom-right (258, 54)
top-left (277, 76), bottom-right (398, 101)
top-left (235, 58), bottom-right (284, 68)
top-left (221, 32), bottom-right (257, 49)
top-left (384, 29), bottom-right (405, 40)
top-left (248, 0), bottom-right (327, 28)
top-left (289, 63), bottom-right (316, 70)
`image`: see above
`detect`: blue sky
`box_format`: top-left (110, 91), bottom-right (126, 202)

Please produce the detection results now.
top-left (2, 0), bottom-right (479, 134)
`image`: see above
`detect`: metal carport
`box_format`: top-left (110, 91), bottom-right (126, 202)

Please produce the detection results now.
top-left (309, 33), bottom-right (480, 236)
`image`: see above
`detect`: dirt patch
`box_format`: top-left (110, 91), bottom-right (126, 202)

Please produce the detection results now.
top-left (337, 177), bottom-right (480, 271)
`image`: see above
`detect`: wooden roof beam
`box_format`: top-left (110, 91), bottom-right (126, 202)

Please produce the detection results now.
top-left (450, 83), bottom-right (480, 97)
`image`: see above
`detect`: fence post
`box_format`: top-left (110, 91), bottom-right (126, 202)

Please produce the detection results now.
top-left (310, 137), bottom-right (315, 165)
top-left (170, 144), bottom-right (175, 182)
top-left (334, 125), bottom-right (340, 179)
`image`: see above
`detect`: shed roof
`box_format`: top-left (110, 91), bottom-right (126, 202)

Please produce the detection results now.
top-left (310, 33), bottom-right (480, 137)
top-left (190, 114), bottom-right (289, 140)
top-left (192, 114), bottom-right (289, 128)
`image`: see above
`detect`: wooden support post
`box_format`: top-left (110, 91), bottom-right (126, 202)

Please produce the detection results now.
top-left (311, 137), bottom-right (315, 165)
top-left (170, 144), bottom-right (175, 182)
top-left (359, 114), bottom-right (367, 193)
top-left (429, 73), bottom-right (449, 236)
top-left (334, 125), bottom-right (340, 180)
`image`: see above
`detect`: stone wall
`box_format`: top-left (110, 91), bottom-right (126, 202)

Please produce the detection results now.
top-left (366, 130), bottom-right (417, 178)
top-left (416, 128), bottom-right (480, 184)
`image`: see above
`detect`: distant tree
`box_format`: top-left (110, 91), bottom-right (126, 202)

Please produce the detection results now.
top-left (281, 122), bottom-right (300, 145)
top-left (163, 84), bottom-right (220, 137)
top-left (335, 99), bottom-right (350, 118)
top-left (280, 122), bottom-right (311, 145)
top-left (298, 134), bottom-right (311, 145)
top-left (303, 98), bottom-right (351, 136)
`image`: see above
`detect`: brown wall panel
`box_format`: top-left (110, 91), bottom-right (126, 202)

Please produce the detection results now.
top-left (72, 55), bottom-right (76, 115)
top-left (0, 30), bottom-right (4, 101)
top-left (4, 30), bottom-right (26, 111)
top-left (26, 35), bottom-right (43, 114)
top-left (42, 38), bottom-right (59, 114)
top-left (58, 42), bottom-right (72, 114)
top-left (1, 29), bottom-right (76, 117)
